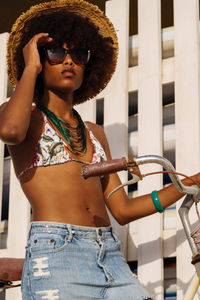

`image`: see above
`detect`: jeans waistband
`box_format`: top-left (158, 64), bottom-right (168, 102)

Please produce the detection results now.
top-left (29, 221), bottom-right (114, 240)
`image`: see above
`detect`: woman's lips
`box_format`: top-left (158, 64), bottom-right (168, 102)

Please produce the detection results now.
top-left (61, 68), bottom-right (76, 77)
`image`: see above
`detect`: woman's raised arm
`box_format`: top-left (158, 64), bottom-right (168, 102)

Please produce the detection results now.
top-left (0, 33), bottom-right (52, 145)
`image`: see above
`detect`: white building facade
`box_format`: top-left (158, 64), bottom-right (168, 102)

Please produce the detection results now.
top-left (0, 0), bottom-right (200, 299)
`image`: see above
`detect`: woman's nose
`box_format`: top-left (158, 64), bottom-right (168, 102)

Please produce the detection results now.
top-left (63, 53), bottom-right (73, 65)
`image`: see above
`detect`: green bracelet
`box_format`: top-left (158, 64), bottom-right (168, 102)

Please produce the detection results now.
top-left (151, 190), bottom-right (164, 213)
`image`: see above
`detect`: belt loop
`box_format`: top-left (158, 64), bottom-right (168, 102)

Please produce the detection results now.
top-left (67, 224), bottom-right (73, 242)
top-left (28, 223), bottom-right (33, 239)
top-left (111, 227), bottom-right (119, 242)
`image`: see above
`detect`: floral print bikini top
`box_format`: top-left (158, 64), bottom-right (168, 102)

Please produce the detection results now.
top-left (18, 112), bottom-right (107, 178)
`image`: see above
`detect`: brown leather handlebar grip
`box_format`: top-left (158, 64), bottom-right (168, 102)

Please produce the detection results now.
top-left (81, 157), bottom-right (128, 179)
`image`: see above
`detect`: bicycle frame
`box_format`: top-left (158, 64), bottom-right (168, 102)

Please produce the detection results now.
top-left (179, 195), bottom-right (200, 299)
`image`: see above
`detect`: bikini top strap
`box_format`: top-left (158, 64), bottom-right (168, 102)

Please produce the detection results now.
top-left (41, 111), bottom-right (47, 121)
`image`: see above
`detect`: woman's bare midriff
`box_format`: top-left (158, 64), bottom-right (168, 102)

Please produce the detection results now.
top-left (20, 162), bottom-right (111, 227)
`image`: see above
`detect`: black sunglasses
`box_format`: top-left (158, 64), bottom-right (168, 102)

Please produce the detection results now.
top-left (44, 47), bottom-right (91, 65)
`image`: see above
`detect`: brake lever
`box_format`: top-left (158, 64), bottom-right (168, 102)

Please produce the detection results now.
top-left (107, 174), bottom-right (141, 200)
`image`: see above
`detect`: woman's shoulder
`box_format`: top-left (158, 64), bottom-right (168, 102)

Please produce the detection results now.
top-left (85, 121), bottom-right (102, 132)
top-left (31, 104), bottom-right (42, 119)
top-left (28, 104), bottom-right (44, 132)
top-left (85, 121), bottom-right (108, 149)
top-left (85, 121), bottom-right (105, 137)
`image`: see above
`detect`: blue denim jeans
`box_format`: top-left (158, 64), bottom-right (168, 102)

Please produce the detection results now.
top-left (21, 222), bottom-right (152, 299)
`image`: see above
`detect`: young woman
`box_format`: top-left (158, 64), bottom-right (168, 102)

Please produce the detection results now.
top-left (0, 0), bottom-right (199, 299)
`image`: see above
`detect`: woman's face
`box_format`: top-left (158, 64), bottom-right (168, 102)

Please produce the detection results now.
top-left (42, 43), bottom-right (85, 96)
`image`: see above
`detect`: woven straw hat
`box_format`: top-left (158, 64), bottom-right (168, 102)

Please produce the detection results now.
top-left (7, 0), bottom-right (118, 101)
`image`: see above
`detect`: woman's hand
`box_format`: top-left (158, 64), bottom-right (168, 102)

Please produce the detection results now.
top-left (23, 33), bottom-right (52, 75)
top-left (188, 173), bottom-right (200, 188)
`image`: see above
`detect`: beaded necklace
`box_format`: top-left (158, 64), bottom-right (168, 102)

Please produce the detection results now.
top-left (36, 102), bottom-right (87, 154)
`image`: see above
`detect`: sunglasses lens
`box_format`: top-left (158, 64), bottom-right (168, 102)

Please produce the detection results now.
top-left (71, 49), bottom-right (90, 65)
top-left (45, 47), bottom-right (91, 65)
top-left (46, 48), bottom-right (66, 64)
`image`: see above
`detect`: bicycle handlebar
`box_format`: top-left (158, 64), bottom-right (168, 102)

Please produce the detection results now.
top-left (81, 157), bottom-right (128, 178)
top-left (82, 154), bottom-right (200, 257)
top-left (81, 155), bottom-right (199, 196)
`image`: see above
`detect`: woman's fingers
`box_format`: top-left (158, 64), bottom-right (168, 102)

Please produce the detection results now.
top-left (23, 33), bottom-right (52, 74)
top-left (34, 33), bottom-right (53, 46)
top-left (26, 33), bottom-right (53, 47)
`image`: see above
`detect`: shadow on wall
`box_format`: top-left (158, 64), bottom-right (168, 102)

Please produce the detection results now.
top-left (128, 218), bottom-right (200, 295)
top-left (104, 123), bottom-right (131, 159)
